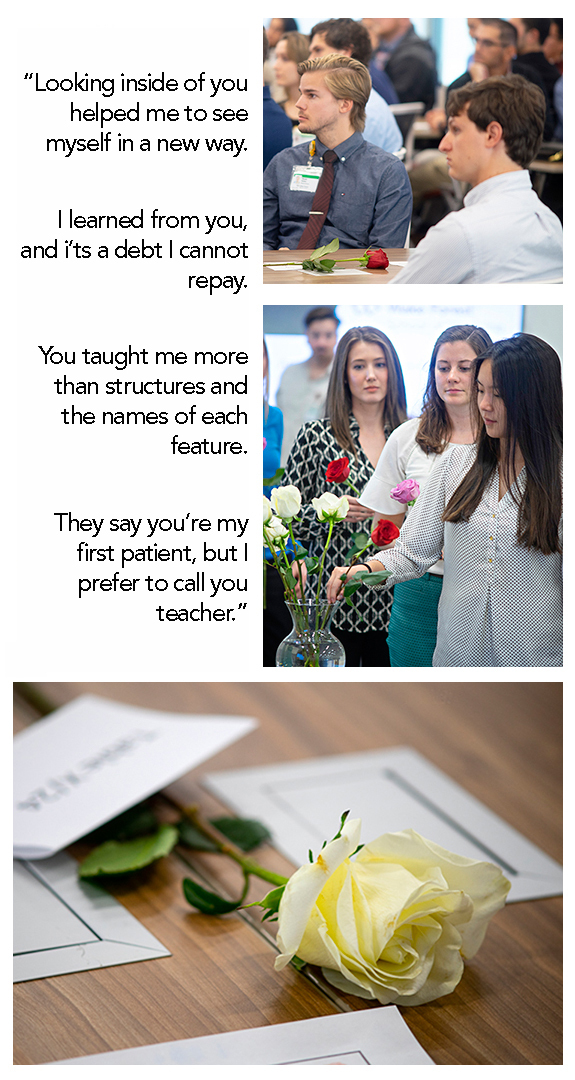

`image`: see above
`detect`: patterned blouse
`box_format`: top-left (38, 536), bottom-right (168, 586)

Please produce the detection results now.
top-left (371, 444), bottom-right (562, 667)
top-left (282, 417), bottom-right (393, 634)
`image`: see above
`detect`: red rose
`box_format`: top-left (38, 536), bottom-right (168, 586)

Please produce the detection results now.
top-left (371, 519), bottom-right (400, 546)
top-left (366, 249), bottom-right (389, 270)
top-left (326, 457), bottom-right (351, 483)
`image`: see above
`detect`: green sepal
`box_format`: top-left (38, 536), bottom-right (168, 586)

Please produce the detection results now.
top-left (290, 955), bottom-right (307, 971)
top-left (78, 824), bottom-right (179, 878)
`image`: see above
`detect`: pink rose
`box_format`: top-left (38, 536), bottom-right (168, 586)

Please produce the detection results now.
top-left (391, 478), bottom-right (420, 504)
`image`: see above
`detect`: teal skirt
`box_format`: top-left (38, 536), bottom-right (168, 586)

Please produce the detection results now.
top-left (387, 574), bottom-right (443, 667)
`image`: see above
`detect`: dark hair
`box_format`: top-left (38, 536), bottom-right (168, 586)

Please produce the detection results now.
top-left (478, 18), bottom-right (518, 49)
top-left (278, 31), bottom-right (310, 66)
top-left (263, 28), bottom-right (269, 64)
top-left (325, 327), bottom-right (407, 458)
top-left (304, 306), bottom-right (340, 329)
top-left (447, 75), bottom-right (545, 167)
top-left (550, 19), bottom-right (563, 40)
top-left (280, 19), bottom-right (298, 35)
top-left (519, 19), bottom-right (552, 44)
top-left (416, 325), bottom-right (493, 455)
top-left (443, 334), bottom-right (562, 554)
top-left (310, 18), bottom-right (373, 68)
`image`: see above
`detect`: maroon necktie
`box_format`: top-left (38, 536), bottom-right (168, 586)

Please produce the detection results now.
top-left (296, 150), bottom-right (337, 250)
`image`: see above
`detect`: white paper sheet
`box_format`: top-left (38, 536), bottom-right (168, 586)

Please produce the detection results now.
top-left (46, 1007), bottom-right (434, 1065)
top-left (205, 746), bottom-right (562, 902)
top-left (13, 694), bottom-right (256, 859)
top-left (14, 852), bottom-right (170, 982)
top-left (267, 265), bottom-right (367, 275)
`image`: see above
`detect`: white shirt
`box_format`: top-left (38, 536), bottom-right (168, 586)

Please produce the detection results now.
top-left (361, 417), bottom-right (465, 576)
top-left (371, 444), bottom-right (562, 667)
top-left (392, 171), bottom-right (563, 284)
top-left (276, 360), bottom-right (333, 464)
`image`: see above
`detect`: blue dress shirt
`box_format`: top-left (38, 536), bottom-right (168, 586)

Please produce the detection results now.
top-left (263, 132), bottom-right (412, 250)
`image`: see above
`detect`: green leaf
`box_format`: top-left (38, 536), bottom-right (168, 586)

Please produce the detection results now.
top-left (310, 237), bottom-right (340, 260)
top-left (78, 824), bottom-right (179, 878)
top-left (182, 878), bottom-right (243, 915)
top-left (318, 259), bottom-right (336, 271)
top-left (304, 555), bottom-right (320, 573)
top-left (83, 801), bottom-right (159, 843)
top-left (301, 259), bottom-right (314, 270)
top-left (263, 467), bottom-right (285, 487)
top-left (178, 819), bottom-right (219, 852)
top-left (211, 817), bottom-right (272, 852)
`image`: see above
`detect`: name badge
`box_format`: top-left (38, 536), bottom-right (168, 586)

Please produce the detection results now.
top-left (290, 165), bottom-right (323, 192)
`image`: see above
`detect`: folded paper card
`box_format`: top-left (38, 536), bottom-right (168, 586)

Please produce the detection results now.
top-left (205, 746), bottom-right (562, 902)
top-left (14, 852), bottom-right (170, 982)
top-left (14, 694), bottom-right (256, 859)
top-left (46, 1007), bottom-right (434, 1065)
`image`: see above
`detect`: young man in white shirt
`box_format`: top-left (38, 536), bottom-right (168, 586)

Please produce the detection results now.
top-left (393, 74), bottom-right (562, 284)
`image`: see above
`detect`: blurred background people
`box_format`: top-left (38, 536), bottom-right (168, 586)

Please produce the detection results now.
top-left (265, 18), bottom-right (299, 100)
top-left (274, 31), bottom-right (311, 130)
top-left (363, 18), bottom-right (437, 136)
top-left (263, 28), bottom-right (292, 170)
top-left (277, 307), bottom-right (339, 464)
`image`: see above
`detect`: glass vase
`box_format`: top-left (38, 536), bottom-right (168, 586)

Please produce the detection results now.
top-left (275, 600), bottom-right (346, 668)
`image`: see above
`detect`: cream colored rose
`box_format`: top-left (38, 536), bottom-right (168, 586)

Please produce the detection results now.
top-left (263, 515), bottom-right (290, 546)
top-left (311, 492), bottom-right (349, 522)
top-left (270, 485), bottom-right (302, 520)
top-left (263, 495), bottom-right (273, 524)
top-left (274, 818), bottom-right (510, 1006)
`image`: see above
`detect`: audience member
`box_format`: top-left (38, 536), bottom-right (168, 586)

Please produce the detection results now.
top-left (392, 76), bottom-right (562, 283)
top-left (276, 307), bottom-right (339, 463)
top-left (263, 29), bottom-right (292, 170)
top-left (263, 55), bottom-right (412, 251)
top-left (274, 32), bottom-right (310, 129)
top-left (266, 19), bottom-right (299, 48)
top-left (508, 19), bottom-right (560, 105)
top-left (543, 19), bottom-right (563, 73)
top-left (308, 19), bottom-right (402, 153)
top-left (265, 20), bottom-right (300, 101)
top-left (363, 18), bottom-right (437, 135)
top-left (446, 20), bottom-right (554, 140)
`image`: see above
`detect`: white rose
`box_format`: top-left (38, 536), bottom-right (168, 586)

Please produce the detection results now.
top-left (274, 818), bottom-right (510, 1006)
top-left (263, 496), bottom-right (272, 524)
top-left (311, 492), bottom-right (349, 522)
top-left (264, 515), bottom-right (290, 546)
top-left (270, 485), bottom-right (302, 520)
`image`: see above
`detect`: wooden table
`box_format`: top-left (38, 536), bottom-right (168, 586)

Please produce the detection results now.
top-left (14, 682), bottom-right (562, 1065)
top-left (263, 248), bottom-right (408, 284)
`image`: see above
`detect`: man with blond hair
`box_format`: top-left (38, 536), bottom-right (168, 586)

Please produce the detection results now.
top-left (263, 54), bottom-right (412, 250)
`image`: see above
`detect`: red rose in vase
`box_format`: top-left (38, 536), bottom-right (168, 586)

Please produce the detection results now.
top-left (326, 457), bottom-right (351, 483)
top-left (366, 249), bottom-right (390, 270)
top-left (371, 519), bottom-right (400, 546)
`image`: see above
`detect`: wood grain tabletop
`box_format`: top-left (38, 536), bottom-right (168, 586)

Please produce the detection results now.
top-left (263, 248), bottom-right (408, 284)
top-left (13, 682), bottom-right (562, 1065)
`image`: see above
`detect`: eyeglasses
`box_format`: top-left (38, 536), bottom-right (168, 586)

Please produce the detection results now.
top-left (471, 35), bottom-right (503, 49)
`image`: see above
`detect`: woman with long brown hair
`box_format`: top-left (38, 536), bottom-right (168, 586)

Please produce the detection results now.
top-left (328, 334), bottom-right (562, 666)
top-left (360, 324), bottom-right (492, 666)
top-left (282, 326), bottom-right (407, 667)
